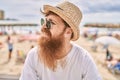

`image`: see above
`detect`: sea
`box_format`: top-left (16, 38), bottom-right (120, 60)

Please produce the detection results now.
top-left (0, 24), bottom-right (120, 35)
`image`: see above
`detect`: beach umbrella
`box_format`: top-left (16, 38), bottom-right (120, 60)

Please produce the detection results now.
top-left (27, 34), bottom-right (39, 41)
top-left (18, 34), bottom-right (39, 42)
top-left (95, 36), bottom-right (120, 45)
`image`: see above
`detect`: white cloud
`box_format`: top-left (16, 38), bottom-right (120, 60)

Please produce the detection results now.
top-left (82, 12), bottom-right (120, 25)
top-left (0, 0), bottom-right (120, 24)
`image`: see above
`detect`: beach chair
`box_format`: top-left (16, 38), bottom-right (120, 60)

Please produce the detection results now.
top-left (108, 62), bottom-right (120, 74)
top-left (113, 62), bottom-right (120, 74)
top-left (16, 50), bottom-right (26, 64)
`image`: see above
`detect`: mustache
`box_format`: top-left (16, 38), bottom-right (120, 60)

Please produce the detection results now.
top-left (41, 28), bottom-right (51, 37)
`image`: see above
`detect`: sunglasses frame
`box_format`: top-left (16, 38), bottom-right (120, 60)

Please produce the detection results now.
top-left (41, 18), bottom-right (51, 29)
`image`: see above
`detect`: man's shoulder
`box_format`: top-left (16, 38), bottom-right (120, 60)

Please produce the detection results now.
top-left (72, 43), bottom-right (96, 66)
top-left (72, 43), bottom-right (91, 59)
top-left (27, 46), bottom-right (38, 57)
top-left (72, 43), bottom-right (87, 54)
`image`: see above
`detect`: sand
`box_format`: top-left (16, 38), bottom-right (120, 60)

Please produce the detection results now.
top-left (0, 35), bottom-right (120, 80)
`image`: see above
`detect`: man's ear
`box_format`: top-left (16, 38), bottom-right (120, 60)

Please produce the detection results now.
top-left (64, 28), bottom-right (73, 38)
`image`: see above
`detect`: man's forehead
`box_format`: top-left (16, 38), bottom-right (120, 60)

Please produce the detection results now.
top-left (45, 14), bottom-right (63, 22)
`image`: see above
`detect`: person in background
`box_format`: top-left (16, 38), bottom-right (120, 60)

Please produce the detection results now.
top-left (0, 41), bottom-right (3, 49)
top-left (106, 48), bottom-right (113, 61)
top-left (20, 1), bottom-right (101, 80)
top-left (6, 35), bottom-right (13, 62)
top-left (30, 45), bottom-right (34, 49)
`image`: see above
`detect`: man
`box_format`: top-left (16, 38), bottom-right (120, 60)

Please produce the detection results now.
top-left (20, 1), bottom-right (101, 80)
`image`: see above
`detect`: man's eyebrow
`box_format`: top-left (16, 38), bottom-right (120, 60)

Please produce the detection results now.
top-left (48, 19), bottom-right (57, 23)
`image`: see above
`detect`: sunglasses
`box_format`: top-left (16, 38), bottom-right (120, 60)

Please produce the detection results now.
top-left (41, 18), bottom-right (51, 29)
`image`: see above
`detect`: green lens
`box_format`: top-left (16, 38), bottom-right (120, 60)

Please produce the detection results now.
top-left (46, 21), bottom-right (51, 29)
top-left (41, 18), bottom-right (44, 25)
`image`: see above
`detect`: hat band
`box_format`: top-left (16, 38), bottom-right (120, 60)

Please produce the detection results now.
top-left (56, 6), bottom-right (64, 11)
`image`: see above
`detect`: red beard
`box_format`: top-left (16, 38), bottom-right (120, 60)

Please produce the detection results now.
top-left (38, 28), bottom-right (65, 71)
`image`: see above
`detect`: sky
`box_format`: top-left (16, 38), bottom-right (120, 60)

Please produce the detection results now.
top-left (0, 0), bottom-right (120, 26)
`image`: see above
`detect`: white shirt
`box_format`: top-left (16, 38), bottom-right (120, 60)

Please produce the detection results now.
top-left (20, 43), bottom-right (101, 80)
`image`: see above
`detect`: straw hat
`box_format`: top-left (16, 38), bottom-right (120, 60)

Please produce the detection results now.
top-left (42, 1), bottom-right (82, 41)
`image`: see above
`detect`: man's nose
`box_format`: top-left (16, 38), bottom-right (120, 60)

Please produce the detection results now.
top-left (41, 24), bottom-right (50, 31)
top-left (41, 23), bottom-right (47, 29)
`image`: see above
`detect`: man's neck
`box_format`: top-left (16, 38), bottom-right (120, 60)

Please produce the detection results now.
top-left (57, 41), bottom-right (72, 59)
top-left (65, 42), bottom-right (72, 56)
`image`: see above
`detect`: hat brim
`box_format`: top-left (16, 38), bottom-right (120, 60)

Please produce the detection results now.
top-left (43, 5), bottom-right (79, 41)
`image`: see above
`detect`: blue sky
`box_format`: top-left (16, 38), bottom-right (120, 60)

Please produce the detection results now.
top-left (0, 0), bottom-right (120, 26)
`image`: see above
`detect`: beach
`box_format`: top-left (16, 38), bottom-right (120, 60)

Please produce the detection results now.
top-left (0, 34), bottom-right (120, 80)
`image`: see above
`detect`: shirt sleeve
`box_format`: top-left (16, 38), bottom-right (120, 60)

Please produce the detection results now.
top-left (82, 52), bottom-right (102, 80)
top-left (19, 48), bottom-right (38, 80)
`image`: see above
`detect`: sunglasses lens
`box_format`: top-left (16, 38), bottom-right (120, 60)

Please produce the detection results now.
top-left (41, 18), bottom-right (51, 29)
top-left (46, 21), bottom-right (51, 29)
top-left (41, 18), bottom-right (44, 25)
